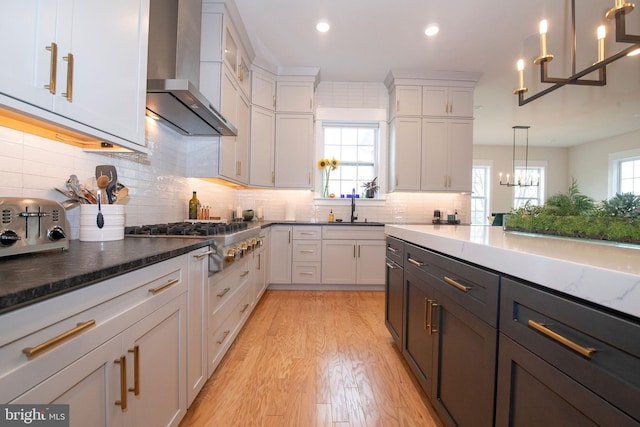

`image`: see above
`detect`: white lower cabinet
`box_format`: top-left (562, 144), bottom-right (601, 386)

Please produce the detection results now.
top-left (1, 255), bottom-right (189, 427)
top-left (321, 239), bottom-right (385, 285)
top-left (250, 229), bottom-right (270, 306)
top-left (269, 225), bottom-right (292, 284)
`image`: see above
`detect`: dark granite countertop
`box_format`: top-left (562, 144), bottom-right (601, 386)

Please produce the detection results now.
top-left (0, 238), bottom-right (212, 315)
top-left (256, 220), bottom-right (385, 227)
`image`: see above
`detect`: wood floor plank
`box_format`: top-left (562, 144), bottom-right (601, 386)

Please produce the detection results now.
top-left (180, 290), bottom-right (442, 427)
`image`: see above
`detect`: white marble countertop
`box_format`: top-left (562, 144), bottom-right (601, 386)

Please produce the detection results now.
top-left (385, 224), bottom-right (640, 320)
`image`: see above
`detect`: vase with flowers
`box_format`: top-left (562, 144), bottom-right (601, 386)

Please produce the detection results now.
top-left (318, 157), bottom-right (339, 198)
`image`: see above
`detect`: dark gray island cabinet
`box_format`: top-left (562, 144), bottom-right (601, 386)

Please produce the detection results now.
top-left (385, 234), bottom-right (640, 427)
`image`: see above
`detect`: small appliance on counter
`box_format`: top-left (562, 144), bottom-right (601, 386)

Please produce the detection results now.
top-left (0, 198), bottom-right (69, 257)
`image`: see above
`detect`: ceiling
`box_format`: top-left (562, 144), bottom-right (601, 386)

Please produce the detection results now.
top-left (232, 0), bottom-right (640, 147)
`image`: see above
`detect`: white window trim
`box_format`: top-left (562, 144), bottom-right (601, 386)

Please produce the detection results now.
top-left (314, 108), bottom-right (387, 204)
top-left (472, 160), bottom-right (492, 224)
top-left (608, 148), bottom-right (640, 198)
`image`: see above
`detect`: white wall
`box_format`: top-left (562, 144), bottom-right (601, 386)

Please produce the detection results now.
top-left (569, 128), bottom-right (640, 201)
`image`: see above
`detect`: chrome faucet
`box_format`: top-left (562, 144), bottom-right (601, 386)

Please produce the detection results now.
top-left (350, 188), bottom-right (358, 223)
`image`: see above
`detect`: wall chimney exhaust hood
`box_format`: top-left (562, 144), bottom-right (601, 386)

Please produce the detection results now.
top-left (146, 0), bottom-right (236, 137)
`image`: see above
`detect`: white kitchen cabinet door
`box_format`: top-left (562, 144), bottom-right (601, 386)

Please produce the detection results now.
top-left (186, 247), bottom-right (211, 407)
top-left (274, 114), bottom-right (313, 188)
top-left (390, 117), bottom-right (422, 191)
top-left (235, 94), bottom-right (250, 184)
top-left (249, 106), bottom-right (276, 187)
top-left (10, 336), bottom-right (123, 427)
top-left (123, 295), bottom-right (187, 427)
top-left (269, 226), bottom-right (292, 284)
top-left (276, 80), bottom-right (314, 113)
top-left (219, 67), bottom-right (249, 185)
top-left (356, 240), bottom-right (386, 285)
top-left (421, 118), bottom-right (473, 192)
top-left (390, 85), bottom-right (422, 118)
top-left (321, 240), bottom-right (358, 284)
top-left (251, 68), bottom-right (276, 110)
top-left (422, 86), bottom-right (474, 118)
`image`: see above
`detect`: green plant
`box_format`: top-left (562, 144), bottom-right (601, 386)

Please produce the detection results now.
top-left (545, 178), bottom-right (595, 216)
top-left (600, 192), bottom-right (640, 219)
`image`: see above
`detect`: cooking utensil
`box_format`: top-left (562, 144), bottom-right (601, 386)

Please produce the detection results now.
top-left (114, 186), bottom-right (129, 203)
top-left (96, 175), bottom-right (109, 229)
top-left (96, 165), bottom-right (117, 204)
top-left (66, 174), bottom-right (86, 202)
top-left (83, 189), bottom-right (97, 204)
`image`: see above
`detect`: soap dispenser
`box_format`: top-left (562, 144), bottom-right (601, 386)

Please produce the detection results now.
top-left (328, 210), bottom-right (335, 222)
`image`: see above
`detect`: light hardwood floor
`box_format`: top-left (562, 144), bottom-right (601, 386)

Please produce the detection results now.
top-left (180, 290), bottom-right (442, 427)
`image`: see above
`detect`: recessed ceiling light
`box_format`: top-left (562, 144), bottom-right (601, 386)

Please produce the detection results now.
top-left (316, 21), bottom-right (330, 33)
top-left (424, 25), bottom-right (439, 37)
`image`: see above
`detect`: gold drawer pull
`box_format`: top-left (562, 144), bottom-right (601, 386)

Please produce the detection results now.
top-left (407, 257), bottom-right (424, 267)
top-left (61, 53), bottom-right (73, 101)
top-left (149, 278), bottom-right (179, 295)
top-left (240, 270), bottom-right (250, 278)
top-left (300, 271), bottom-right (314, 275)
top-left (128, 345), bottom-right (140, 396)
top-left (22, 319), bottom-right (96, 358)
top-left (114, 355), bottom-right (127, 410)
top-left (528, 320), bottom-right (596, 359)
top-left (386, 262), bottom-right (397, 270)
top-left (217, 287), bottom-right (231, 298)
top-left (216, 330), bottom-right (231, 344)
top-left (300, 249), bottom-right (315, 253)
top-left (240, 304), bottom-right (250, 313)
top-left (386, 246), bottom-right (398, 253)
top-left (444, 276), bottom-right (471, 293)
top-left (194, 250), bottom-right (213, 259)
top-left (44, 42), bottom-right (57, 94)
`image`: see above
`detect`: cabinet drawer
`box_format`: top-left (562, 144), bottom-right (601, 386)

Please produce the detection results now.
top-left (209, 259), bottom-right (251, 316)
top-left (404, 243), bottom-right (499, 326)
top-left (293, 241), bottom-right (322, 261)
top-left (500, 276), bottom-right (640, 422)
top-left (292, 262), bottom-right (321, 283)
top-left (322, 226), bottom-right (384, 240)
top-left (293, 226), bottom-right (322, 239)
top-left (0, 255), bottom-right (187, 403)
top-left (385, 236), bottom-right (404, 265)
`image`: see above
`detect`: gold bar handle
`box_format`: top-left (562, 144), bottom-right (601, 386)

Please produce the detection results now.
top-left (45, 42), bottom-right (57, 94)
top-left (194, 250), bottom-right (213, 259)
top-left (240, 270), bottom-right (250, 278)
top-left (386, 262), bottom-right (397, 269)
top-left (386, 246), bottom-right (398, 253)
top-left (528, 320), bottom-right (596, 359)
top-left (300, 271), bottom-right (314, 275)
top-left (407, 257), bottom-right (424, 267)
top-left (430, 301), bottom-right (439, 334)
top-left (62, 53), bottom-right (73, 101)
top-left (22, 319), bottom-right (95, 358)
top-left (128, 345), bottom-right (140, 395)
top-left (309, 97), bottom-right (313, 110)
top-left (396, 100), bottom-right (400, 112)
top-left (240, 303), bottom-right (250, 313)
top-left (273, 95), bottom-right (276, 108)
top-left (272, 171), bottom-right (275, 184)
top-left (149, 278), bottom-right (179, 295)
top-left (217, 287), bottom-right (231, 298)
top-left (300, 249), bottom-right (315, 253)
top-left (424, 298), bottom-right (430, 331)
top-left (114, 355), bottom-right (127, 410)
top-left (444, 276), bottom-right (471, 293)
top-left (216, 330), bottom-right (231, 344)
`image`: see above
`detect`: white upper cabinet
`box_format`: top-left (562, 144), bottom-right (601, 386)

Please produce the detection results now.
top-left (390, 85), bottom-right (422, 117)
top-left (276, 79), bottom-right (314, 113)
top-left (0, 0), bottom-right (149, 149)
top-left (422, 86), bottom-right (474, 118)
top-left (274, 113), bottom-right (313, 188)
top-left (250, 106), bottom-right (276, 187)
top-left (251, 68), bottom-right (276, 110)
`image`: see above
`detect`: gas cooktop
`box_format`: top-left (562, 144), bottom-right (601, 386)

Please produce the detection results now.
top-left (124, 221), bottom-right (248, 237)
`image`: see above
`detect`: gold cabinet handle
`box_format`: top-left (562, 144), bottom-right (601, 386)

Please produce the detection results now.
top-left (430, 301), bottom-right (439, 335)
top-left (62, 53), bottom-right (73, 102)
top-left (386, 262), bottom-right (397, 270)
top-left (396, 100), bottom-right (400, 112)
top-left (353, 245), bottom-right (356, 258)
top-left (299, 249), bottom-right (315, 253)
top-left (407, 257), bottom-right (424, 267)
top-left (216, 330), bottom-right (231, 344)
top-left (194, 250), bottom-right (213, 259)
top-left (241, 270), bottom-right (250, 278)
top-left (528, 320), bottom-right (596, 359)
top-left (22, 319), bottom-right (95, 358)
top-left (424, 298), bottom-right (430, 331)
top-left (273, 95), bottom-right (276, 108)
top-left (128, 345), bottom-right (140, 396)
top-left (217, 287), bottom-right (231, 298)
top-left (358, 245), bottom-right (361, 258)
top-left (44, 42), bottom-right (57, 94)
top-left (386, 246), bottom-right (398, 253)
top-left (300, 232), bottom-right (315, 235)
top-left (444, 276), bottom-right (471, 293)
top-left (272, 171), bottom-right (275, 184)
top-left (300, 271), bottom-right (314, 275)
top-left (309, 97), bottom-right (313, 110)
top-left (449, 100), bottom-right (453, 113)
top-left (240, 303), bottom-right (250, 313)
top-left (149, 278), bottom-right (179, 295)
top-left (114, 355), bottom-right (127, 410)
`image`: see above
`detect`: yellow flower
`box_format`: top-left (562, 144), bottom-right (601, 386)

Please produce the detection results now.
top-left (330, 158), bottom-right (339, 169)
top-left (317, 158), bottom-right (329, 169)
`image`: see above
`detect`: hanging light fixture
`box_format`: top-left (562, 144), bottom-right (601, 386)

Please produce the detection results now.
top-left (514, 0), bottom-right (640, 106)
top-left (499, 126), bottom-right (540, 187)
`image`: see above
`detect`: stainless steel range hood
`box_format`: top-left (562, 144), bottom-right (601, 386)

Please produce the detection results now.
top-left (146, 0), bottom-right (237, 137)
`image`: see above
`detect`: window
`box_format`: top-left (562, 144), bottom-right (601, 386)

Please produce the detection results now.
top-left (513, 166), bottom-right (545, 208)
top-left (322, 123), bottom-right (379, 197)
top-left (618, 157), bottom-right (640, 194)
top-left (471, 165), bottom-right (491, 224)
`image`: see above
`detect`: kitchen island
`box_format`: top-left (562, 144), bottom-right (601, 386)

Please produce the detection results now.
top-left (385, 224), bottom-right (640, 426)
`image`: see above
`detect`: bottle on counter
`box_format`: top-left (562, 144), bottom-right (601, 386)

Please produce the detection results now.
top-left (328, 210), bottom-right (335, 222)
top-left (188, 191), bottom-right (199, 219)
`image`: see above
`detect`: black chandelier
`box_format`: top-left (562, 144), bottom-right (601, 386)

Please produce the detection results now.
top-left (499, 126), bottom-right (540, 188)
top-left (514, 0), bottom-right (640, 106)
